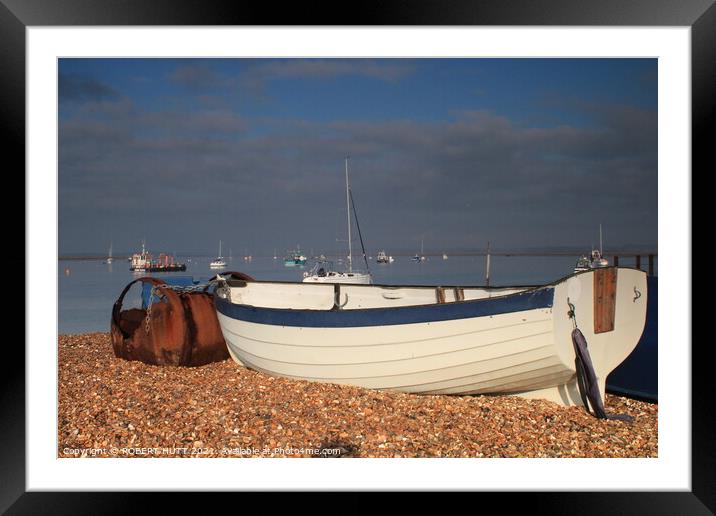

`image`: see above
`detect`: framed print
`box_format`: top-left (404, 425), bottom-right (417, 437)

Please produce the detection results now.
top-left (4, 0), bottom-right (708, 511)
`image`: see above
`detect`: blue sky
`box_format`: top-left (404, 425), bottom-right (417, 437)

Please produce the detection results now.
top-left (58, 58), bottom-right (657, 255)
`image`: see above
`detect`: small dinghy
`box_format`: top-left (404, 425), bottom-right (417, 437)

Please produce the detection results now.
top-left (213, 267), bottom-right (647, 407)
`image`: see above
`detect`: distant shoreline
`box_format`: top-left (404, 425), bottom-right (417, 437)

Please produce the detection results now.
top-left (58, 250), bottom-right (658, 262)
top-left (59, 256), bottom-right (131, 262)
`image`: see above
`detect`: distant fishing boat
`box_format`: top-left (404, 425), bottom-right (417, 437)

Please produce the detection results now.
top-left (302, 157), bottom-right (372, 284)
top-left (442, 252), bottom-right (448, 260)
top-left (210, 241), bottom-right (227, 269)
top-left (376, 250), bottom-right (390, 264)
top-left (574, 250), bottom-right (609, 273)
top-left (214, 266), bottom-right (648, 407)
top-left (284, 247), bottom-right (307, 266)
top-left (575, 225), bottom-right (610, 273)
top-left (129, 242), bottom-right (186, 273)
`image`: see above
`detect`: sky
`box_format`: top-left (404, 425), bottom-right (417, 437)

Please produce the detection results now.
top-left (58, 58), bottom-right (657, 256)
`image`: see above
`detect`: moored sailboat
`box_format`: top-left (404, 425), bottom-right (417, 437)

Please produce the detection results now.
top-left (210, 241), bottom-right (227, 269)
top-left (302, 157), bottom-right (372, 284)
top-left (412, 238), bottom-right (426, 262)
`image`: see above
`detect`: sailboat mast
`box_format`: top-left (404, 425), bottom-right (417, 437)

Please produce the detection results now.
top-left (345, 157), bottom-right (353, 273)
top-left (599, 224), bottom-right (603, 255)
top-left (486, 241), bottom-right (491, 287)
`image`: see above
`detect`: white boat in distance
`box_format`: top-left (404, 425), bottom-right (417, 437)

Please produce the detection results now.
top-left (215, 266), bottom-right (647, 407)
top-left (303, 259), bottom-right (374, 284)
top-left (376, 250), bottom-right (391, 264)
top-left (302, 157), bottom-right (372, 285)
top-left (574, 249), bottom-right (609, 273)
top-left (284, 249), bottom-right (307, 266)
top-left (210, 240), bottom-right (227, 269)
top-left (575, 225), bottom-right (609, 273)
top-left (412, 238), bottom-right (426, 262)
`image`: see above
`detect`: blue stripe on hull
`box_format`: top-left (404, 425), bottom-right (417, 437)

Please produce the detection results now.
top-left (215, 287), bottom-right (554, 328)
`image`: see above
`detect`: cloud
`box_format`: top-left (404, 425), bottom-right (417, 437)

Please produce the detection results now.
top-left (164, 59), bottom-right (416, 104)
top-left (168, 63), bottom-right (221, 90)
top-left (249, 59), bottom-right (414, 82)
top-left (59, 100), bottom-right (656, 254)
top-left (59, 73), bottom-right (120, 102)
top-left (240, 59), bottom-right (415, 97)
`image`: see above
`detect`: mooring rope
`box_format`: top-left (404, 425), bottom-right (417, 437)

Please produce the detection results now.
top-left (349, 188), bottom-right (371, 274)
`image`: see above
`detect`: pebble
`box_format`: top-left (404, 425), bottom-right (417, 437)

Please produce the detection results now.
top-left (58, 333), bottom-right (658, 458)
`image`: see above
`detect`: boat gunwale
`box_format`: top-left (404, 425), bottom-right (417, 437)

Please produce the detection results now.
top-left (214, 283), bottom-right (556, 321)
top-left (214, 266), bottom-right (641, 316)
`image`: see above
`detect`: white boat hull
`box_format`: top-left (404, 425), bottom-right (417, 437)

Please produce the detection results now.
top-left (215, 268), bottom-right (648, 406)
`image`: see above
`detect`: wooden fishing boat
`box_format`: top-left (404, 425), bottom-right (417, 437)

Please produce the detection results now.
top-left (214, 267), bottom-right (647, 407)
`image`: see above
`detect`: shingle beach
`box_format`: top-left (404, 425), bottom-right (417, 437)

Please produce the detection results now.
top-left (58, 333), bottom-right (657, 458)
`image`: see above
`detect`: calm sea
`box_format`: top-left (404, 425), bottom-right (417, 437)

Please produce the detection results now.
top-left (58, 254), bottom-right (654, 335)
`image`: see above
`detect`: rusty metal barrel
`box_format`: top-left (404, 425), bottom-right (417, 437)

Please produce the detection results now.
top-left (110, 273), bottom-right (251, 367)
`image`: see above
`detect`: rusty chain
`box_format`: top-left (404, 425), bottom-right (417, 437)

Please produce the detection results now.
top-left (143, 281), bottom-right (221, 334)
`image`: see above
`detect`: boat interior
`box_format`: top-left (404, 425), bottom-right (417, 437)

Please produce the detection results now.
top-left (223, 278), bottom-right (532, 310)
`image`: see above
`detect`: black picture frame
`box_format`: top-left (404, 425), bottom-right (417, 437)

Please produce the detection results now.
top-left (5, 0), bottom-right (705, 512)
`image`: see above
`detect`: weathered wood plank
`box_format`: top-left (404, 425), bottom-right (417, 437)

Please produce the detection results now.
top-left (594, 268), bottom-right (617, 333)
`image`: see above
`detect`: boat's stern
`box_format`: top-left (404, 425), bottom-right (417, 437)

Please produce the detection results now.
top-left (543, 267), bottom-right (649, 405)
